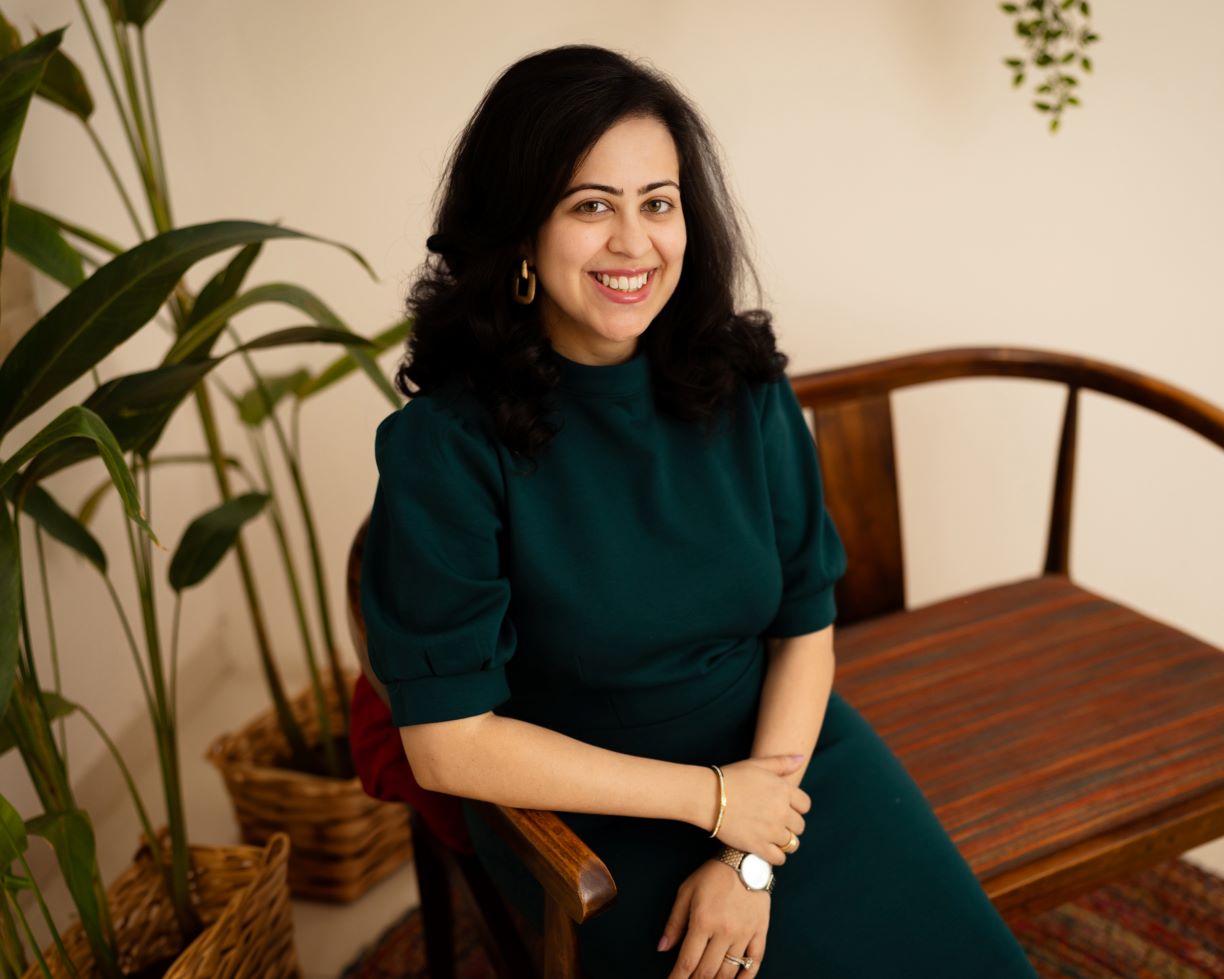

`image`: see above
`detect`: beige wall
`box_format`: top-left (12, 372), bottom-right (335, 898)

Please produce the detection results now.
top-left (6, 0), bottom-right (1222, 822)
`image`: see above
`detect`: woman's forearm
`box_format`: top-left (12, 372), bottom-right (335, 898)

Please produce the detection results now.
top-left (402, 711), bottom-right (718, 829)
top-left (751, 625), bottom-right (836, 787)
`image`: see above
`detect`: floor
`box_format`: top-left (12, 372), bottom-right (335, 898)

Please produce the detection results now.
top-left (23, 659), bottom-right (1224, 979)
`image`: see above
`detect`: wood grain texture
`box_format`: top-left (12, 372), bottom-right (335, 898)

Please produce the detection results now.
top-left (471, 801), bottom-right (617, 925)
top-left (811, 394), bottom-right (904, 626)
top-left (833, 574), bottom-right (1224, 914)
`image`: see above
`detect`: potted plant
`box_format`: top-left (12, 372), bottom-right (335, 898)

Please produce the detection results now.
top-left (1, 0), bottom-right (412, 903)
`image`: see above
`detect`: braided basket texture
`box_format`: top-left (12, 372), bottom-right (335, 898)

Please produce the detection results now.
top-left (206, 670), bottom-right (412, 902)
top-left (22, 832), bottom-right (297, 979)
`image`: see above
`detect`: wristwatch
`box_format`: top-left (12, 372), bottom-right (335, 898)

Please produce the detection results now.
top-left (716, 846), bottom-right (776, 894)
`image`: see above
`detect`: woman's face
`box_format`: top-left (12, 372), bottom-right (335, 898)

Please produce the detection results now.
top-left (529, 114), bottom-right (686, 366)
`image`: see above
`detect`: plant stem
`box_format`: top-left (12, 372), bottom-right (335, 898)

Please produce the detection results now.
top-left (136, 28), bottom-right (172, 225)
top-left (238, 349), bottom-right (349, 735)
top-left (31, 528), bottom-right (66, 768)
top-left (249, 429), bottom-right (338, 776)
top-left (0, 890), bottom-right (27, 978)
top-left (11, 849), bottom-right (84, 979)
top-left (107, 17), bottom-right (169, 232)
top-left (72, 0), bottom-right (148, 222)
top-left (192, 382), bottom-right (313, 766)
top-left (70, 700), bottom-right (160, 889)
top-left (103, 575), bottom-right (156, 718)
top-left (82, 122), bottom-right (146, 241)
top-left (121, 464), bottom-right (198, 940)
top-left (169, 593), bottom-right (181, 728)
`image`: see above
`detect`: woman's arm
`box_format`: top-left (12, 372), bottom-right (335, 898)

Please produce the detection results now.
top-left (751, 625), bottom-right (836, 787)
top-left (402, 712), bottom-right (810, 862)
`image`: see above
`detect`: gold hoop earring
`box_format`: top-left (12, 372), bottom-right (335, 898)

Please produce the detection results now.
top-left (512, 259), bottom-right (537, 305)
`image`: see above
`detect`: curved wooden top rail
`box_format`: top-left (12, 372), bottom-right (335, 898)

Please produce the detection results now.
top-left (789, 346), bottom-right (1224, 451)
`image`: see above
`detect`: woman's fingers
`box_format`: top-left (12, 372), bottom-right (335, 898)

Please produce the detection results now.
top-left (763, 843), bottom-right (787, 867)
top-left (744, 932), bottom-right (767, 976)
top-left (658, 886), bottom-right (693, 954)
top-left (666, 930), bottom-right (711, 979)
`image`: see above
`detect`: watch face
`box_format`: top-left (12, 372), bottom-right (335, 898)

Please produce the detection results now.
top-left (740, 853), bottom-right (772, 890)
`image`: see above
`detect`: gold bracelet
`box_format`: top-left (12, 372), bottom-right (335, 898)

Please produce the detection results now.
top-left (709, 764), bottom-right (727, 838)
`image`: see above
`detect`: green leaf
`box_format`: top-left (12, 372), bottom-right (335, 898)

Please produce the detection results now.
top-left (1060, 51), bottom-right (1075, 63)
top-left (1050, 116), bottom-right (1061, 133)
top-left (25, 809), bottom-right (105, 954)
top-left (15, 203), bottom-right (122, 255)
top-left (1004, 58), bottom-right (1024, 68)
top-left (1035, 52), bottom-right (1053, 66)
top-left (106, 0), bottom-right (168, 28)
top-left (0, 406), bottom-right (154, 544)
top-left (184, 242), bottom-right (264, 357)
top-left (0, 220), bottom-right (371, 438)
top-left (165, 282), bottom-right (398, 403)
top-left (232, 368), bottom-right (311, 427)
top-left (6, 200), bottom-right (85, 287)
top-left (1000, 3), bottom-right (1019, 11)
top-left (1080, 1), bottom-right (1090, 14)
top-left (0, 499), bottom-right (17, 724)
top-left (1067, 95), bottom-right (1081, 106)
top-left (30, 326), bottom-right (373, 479)
top-left (0, 794), bottom-right (27, 867)
top-left (0, 29), bottom-right (63, 279)
top-left (2, 480), bottom-right (105, 572)
top-left (1081, 56), bottom-right (1093, 72)
top-left (1012, 73), bottom-right (1025, 88)
top-left (0, 690), bottom-right (74, 755)
top-left (298, 318), bottom-right (411, 400)
top-left (169, 492), bottom-right (268, 591)
top-left (1084, 32), bottom-right (1099, 43)
top-left (1037, 84), bottom-right (1052, 93)
top-left (1034, 101), bottom-right (1053, 111)
top-left (36, 39), bottom-right (94, 121)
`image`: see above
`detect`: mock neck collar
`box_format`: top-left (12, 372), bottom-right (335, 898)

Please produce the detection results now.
top-left (554, 346), bottom-right (650, 398)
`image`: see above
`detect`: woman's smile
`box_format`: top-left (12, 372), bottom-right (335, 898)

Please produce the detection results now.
top-left (587, 268), bottom-right (656, 302)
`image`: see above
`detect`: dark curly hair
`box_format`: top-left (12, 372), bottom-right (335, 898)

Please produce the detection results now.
top-left (397, 44), bottom-right (787, 462)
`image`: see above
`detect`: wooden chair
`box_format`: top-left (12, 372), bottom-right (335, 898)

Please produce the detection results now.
top-left (796, 346), bottom-right (1224, 919)
top-left (347, 345), bottom-right (1224, 973)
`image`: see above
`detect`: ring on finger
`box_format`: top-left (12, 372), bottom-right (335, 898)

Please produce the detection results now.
top-left (781, 831), bottom-right (800, 854)
top-left (724, 953), bottom-right (754, 970)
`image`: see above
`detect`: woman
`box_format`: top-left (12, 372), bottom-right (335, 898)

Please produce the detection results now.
top-left (360, 45), bottom-right (1038, 979)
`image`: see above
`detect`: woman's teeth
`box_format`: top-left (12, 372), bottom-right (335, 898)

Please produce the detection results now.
top-left (597, 271), bottom-right (649, 291)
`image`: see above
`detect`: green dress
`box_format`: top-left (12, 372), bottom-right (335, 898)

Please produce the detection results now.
top-left (361, 348), bottom-right (1037, 978)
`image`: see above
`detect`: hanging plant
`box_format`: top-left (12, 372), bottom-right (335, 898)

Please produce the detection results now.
top-left (999, 0), bottom-right (1099, 133)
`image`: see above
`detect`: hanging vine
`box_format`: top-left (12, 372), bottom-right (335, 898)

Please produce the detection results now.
top-left (1000, 0), bottom-right (1100, 133)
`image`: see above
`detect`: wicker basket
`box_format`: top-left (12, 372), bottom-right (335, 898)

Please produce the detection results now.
top-left (22, 832), bottom-right (297, 979)
top-left (206, 669), bottom-right (412, 902)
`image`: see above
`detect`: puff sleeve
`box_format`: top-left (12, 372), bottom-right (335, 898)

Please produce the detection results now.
top-left (359, 395), bottom-right (515, 726)
top-left (759, 377), bottom-right (849, 638)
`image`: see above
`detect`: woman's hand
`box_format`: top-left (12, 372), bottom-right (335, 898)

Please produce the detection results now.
top-left (714, 756), bottom-right (810, 865)
top-left (658, 859), bottom-right (770, 978)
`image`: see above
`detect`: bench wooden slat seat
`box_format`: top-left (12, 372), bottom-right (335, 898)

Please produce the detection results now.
top-left (832, 573), bottom-right (1224, 918)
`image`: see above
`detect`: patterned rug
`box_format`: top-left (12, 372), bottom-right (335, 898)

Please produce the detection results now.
top-left (339, 856), bottom-right (1224, 978)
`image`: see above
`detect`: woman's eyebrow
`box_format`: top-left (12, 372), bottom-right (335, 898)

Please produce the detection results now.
top-left (560, 179), bottom-right (680, 199)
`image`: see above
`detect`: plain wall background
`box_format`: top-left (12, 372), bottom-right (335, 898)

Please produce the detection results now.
top-left (4, 0), bottom-right (1222, 839)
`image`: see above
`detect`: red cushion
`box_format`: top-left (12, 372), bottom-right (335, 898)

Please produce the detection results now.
top-left (349, 673), bottom-right (474, 854)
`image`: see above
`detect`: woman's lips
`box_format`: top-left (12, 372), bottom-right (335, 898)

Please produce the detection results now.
top-left (588, 269), bottom-right (655, 304)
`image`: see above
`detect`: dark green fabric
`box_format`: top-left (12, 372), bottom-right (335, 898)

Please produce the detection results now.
top-left (362, 349), bottom-right (1038, 978)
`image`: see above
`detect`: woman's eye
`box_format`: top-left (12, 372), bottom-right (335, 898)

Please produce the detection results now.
top-left (644, 198), bottom-right (675, 214)
top-left (575, 200), bottom-right (610, 215)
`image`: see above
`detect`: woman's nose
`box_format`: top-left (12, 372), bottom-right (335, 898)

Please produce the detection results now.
top-left (608, 211), bottom-right (650, 257)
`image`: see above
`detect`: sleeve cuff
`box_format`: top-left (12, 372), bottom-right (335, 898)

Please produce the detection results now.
top-left (386, 667), bottom-right (512, 725)
top-left (763, 585), bottom-right (838, 639)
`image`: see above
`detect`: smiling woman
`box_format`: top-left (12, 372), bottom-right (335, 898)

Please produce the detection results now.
top-left (358, 45), bottom-right (1040, 979)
